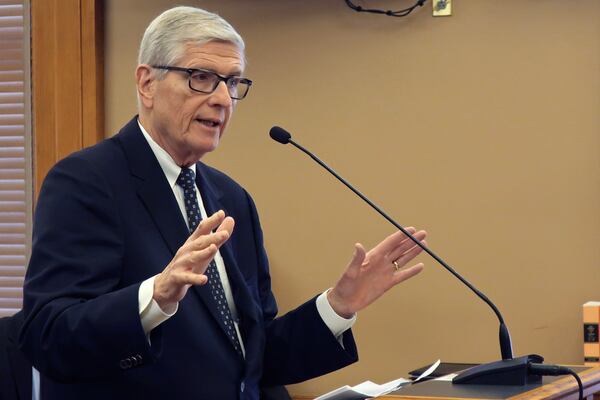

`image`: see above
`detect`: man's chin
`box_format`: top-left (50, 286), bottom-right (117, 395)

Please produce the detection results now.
top-left (187, 142), bottom-right (220, 162)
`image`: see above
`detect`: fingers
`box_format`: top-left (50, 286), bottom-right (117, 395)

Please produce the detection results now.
top-left (185, 244), bottom-right (219, 273)
top-left (186, 212), bottom-right (235, 252)
top-left (373, 227), bottom-right (417, 254)
top-left (387, 231), bottom-right (427, 266)
top-left (153, 211), bottom-right (234, 310)
top-left (394, 238), bottom-right (426, 267)
top-left (391, 262), bottom-right (424, 284)
top-left (216, 216), bottom-right (235, 237)
top-left (153, 261), bottom-right (211, 310)
top-left (190, 210), bottom-right (226, 239)
top-left (172, 270), bottom-right (209, 286)
top-left (182, 230), bottom-right (228, 257)
top-left (178, 211), bottom-right (235, 273)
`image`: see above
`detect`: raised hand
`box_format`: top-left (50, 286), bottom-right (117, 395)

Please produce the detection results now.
top-left (153, 210), bottom-right (235, 311)
top-left (327, 228), bottom-right (427, 318)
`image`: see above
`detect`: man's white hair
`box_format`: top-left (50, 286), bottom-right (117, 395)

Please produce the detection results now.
top-left (138, 6), bottom-right (245, 77)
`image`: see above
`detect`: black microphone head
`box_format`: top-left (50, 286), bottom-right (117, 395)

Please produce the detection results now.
top-left (269, 126), bottom-right (291, 144)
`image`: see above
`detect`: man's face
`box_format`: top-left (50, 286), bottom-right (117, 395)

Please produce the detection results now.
top-left (140, 41), bottom-right (245, 166)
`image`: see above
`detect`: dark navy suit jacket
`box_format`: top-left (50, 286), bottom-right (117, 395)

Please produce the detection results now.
top-left (0, 311), bottom-right (32, 400)
top-left (20, 118), bottom-right (358, 399)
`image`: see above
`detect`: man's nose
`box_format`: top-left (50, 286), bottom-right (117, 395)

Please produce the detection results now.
top-left (209, 81), bottom-right (233, 107)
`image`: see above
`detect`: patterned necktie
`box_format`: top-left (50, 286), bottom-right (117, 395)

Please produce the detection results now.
top-left (176, 168), bottom-right (242, 356)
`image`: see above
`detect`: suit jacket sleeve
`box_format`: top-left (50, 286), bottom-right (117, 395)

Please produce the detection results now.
top-left (20, 155), bottom-right (157, 382)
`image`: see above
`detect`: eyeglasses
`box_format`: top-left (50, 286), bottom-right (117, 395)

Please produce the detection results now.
top-left (152, 65), bottom-right (253, 100)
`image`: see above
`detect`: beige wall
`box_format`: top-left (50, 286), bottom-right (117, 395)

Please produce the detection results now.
top-left (105, 1), bottom-right (600, 396)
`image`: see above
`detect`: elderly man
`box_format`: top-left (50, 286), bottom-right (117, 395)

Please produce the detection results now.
top-left (20, 6), bottom-right (427, 400)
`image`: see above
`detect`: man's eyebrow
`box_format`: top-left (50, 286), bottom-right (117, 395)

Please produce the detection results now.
top-left (222, 69), bottom-right (244, 78)
top-left (189, 66), bottom-right (244, 77)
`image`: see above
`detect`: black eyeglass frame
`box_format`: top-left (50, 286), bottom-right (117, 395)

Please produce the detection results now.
top-left (152, 65), bottom-right (253, 100)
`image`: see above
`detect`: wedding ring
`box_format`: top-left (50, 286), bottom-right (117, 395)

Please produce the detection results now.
top-left (392, 260), bottom-right (400, 271)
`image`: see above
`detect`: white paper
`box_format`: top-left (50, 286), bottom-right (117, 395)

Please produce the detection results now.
top-left (315, 378), bottom-right (411, 400)
top-left (315, 359), bottom-right (441, 400)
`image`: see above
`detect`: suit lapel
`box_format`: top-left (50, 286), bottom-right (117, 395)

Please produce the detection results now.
top-left (117, 119), bottom-right (259, 356)
top-left (117, 120), bottom-right (239, 350)
top-left (116, 117), bottom-right (189, 255)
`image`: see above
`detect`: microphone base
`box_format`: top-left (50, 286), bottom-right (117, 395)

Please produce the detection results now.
top-left (452, 355), bottom-right (544, 386)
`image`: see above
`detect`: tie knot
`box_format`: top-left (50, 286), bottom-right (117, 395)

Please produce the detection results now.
top-left (177, 168), bottom-right (196, 191)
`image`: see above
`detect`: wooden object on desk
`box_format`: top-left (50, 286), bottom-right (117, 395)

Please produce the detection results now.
top-left (584, 302), bottom-right (600, 366)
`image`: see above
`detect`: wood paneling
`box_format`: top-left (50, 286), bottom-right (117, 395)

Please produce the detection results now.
top-left (81, 0), bottom-right (104, 148)
top-left (31, 0), bottom-right (103, 198)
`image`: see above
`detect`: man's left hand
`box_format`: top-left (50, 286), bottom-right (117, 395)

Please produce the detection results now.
top-left (327, 228), bottom-right (427, 319)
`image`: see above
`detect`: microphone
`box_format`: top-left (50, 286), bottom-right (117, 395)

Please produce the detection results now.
top-left (269, 126), bottom-right (291, 144)
top-left (268, 125), bottom-right (542, 386)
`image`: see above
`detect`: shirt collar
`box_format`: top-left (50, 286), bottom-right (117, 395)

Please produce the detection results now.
top-left (137, 119), bottom-right (197, 188)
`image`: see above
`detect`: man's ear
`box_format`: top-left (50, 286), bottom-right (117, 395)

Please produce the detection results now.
top-left (136, 65), bottom-right (155, 108)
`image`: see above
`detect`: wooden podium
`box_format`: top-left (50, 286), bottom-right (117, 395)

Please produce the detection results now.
top-left (295, 366), bottom-right (600, 400)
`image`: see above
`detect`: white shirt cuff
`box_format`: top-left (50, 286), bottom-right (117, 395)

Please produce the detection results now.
top-left (139, 275), bottom-right (178, 335)
top-left (316, 289), bottom-right (356, 340)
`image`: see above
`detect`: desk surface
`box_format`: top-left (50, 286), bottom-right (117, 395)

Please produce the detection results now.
top-left (294, 367), bottom-right (600, 400)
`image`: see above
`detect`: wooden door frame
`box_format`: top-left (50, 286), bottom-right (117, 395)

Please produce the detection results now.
top-left (31, 0), bottom-right (104, 198)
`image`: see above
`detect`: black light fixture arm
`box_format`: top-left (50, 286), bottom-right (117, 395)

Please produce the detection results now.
top-left (344, 0), bottom-right (427, 17)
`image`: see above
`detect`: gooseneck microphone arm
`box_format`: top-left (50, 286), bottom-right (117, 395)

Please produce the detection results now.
top-left (269, 126), bottom-right (514, 361)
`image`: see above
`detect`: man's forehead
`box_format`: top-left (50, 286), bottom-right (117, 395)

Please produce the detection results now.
top-left (181, 41), bottom-right (245, 73)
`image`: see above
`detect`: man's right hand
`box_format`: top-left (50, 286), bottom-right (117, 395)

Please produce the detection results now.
top-left (153, 210), bottom-right (235, 311)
